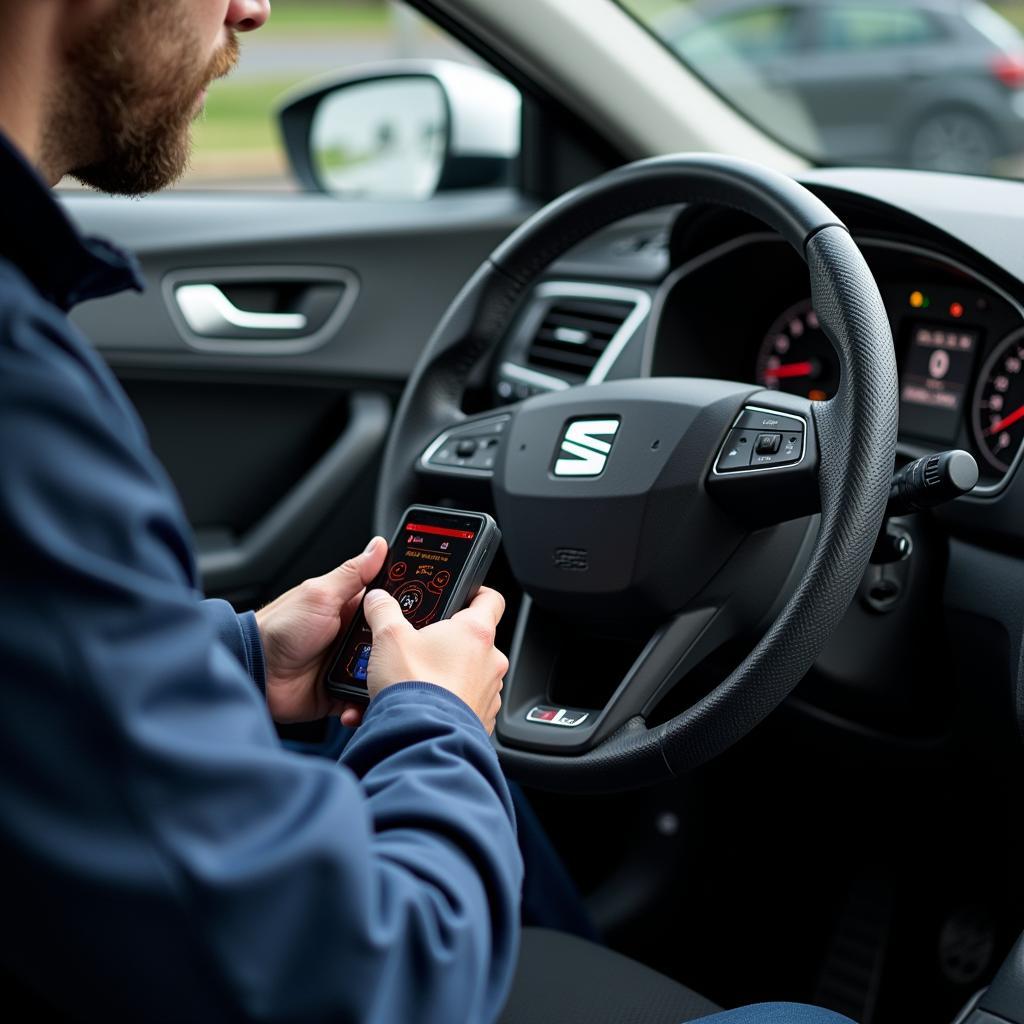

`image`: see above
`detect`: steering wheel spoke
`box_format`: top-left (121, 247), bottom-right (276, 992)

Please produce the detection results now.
top-left (497, 598), bottom-right (728, 758)
top-left (418, 411), bottom-right (514, 481)
top-left (705, 393), bottom-right (821, 528)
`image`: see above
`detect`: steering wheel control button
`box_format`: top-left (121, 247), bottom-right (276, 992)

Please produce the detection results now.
top-left (735, 409), bottom-right (805, 434)
top-left (421, 415), bottom-right (511, 475)
top-left (715, 408), bottom-right (807, 473)
top-left (779, 435), bottom-right (802, 462)
top-left (751, 434), bottom-right (804, 467)
top-left (526, 705), bottom-right (590, 727)
top-left (715, 429), bottom-right (754, 471)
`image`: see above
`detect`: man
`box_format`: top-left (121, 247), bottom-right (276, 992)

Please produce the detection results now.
top-left (0, 2), bottom-right (855, 1022)
top-left (1, 2), bottom-right (518, 1021)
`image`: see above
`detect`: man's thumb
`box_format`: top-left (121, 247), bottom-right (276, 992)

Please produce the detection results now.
top-left (362, 590), bottom-right (409, 638)
top-left (324, 537), bottom-right (387, 598)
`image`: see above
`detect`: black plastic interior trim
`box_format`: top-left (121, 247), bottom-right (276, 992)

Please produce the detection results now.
top-left (197, 392), bottom-right (390, 593)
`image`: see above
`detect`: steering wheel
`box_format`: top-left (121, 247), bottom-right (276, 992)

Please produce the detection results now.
top-left (376, 154), bottom-right (898, 792)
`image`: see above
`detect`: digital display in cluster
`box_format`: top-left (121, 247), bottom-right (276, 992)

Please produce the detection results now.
top-left (899, 324), bottom-right (980, 442)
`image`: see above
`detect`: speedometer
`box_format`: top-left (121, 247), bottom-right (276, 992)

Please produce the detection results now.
top-left (972, 326), bottom-right (1024, 473)
top-left (755, 298), bottom-right (841, 400)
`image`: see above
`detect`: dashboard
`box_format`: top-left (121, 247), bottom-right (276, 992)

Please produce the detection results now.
top-left (646, 235), bottom-right (1024, 491)
top-left (493, 172), bottom-right (1024, 515)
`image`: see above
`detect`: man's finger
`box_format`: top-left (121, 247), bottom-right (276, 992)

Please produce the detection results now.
top-left (362, 589), bottom-right (413, 640)
top-left (321, 537), bottom-right (387, 599)
top-left (337, 589), bottom-right (364, 626)
top-left (339, 705), bottom-right (364, 728)
top-left (454, 586), bottom-right (506, 630)
top-left (328, 694), bottom-right (366, 726)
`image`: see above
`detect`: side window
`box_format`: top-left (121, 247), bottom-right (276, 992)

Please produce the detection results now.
top-left (680, 6), bottom-right (801, 63)
top-left (817, 6), bottom-right (943, 51)
top-left (185, 0), bottom-right (499, 193)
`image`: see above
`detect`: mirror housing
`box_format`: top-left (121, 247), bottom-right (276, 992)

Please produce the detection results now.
top-left (278, 60), bottom-right (521, 199)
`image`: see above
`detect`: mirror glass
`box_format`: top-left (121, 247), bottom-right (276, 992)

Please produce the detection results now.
top-left (311, 77), bottom-right (447, 200)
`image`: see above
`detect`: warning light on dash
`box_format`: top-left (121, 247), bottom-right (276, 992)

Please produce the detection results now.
top-left (949, 301), bottom-right (964, 319)
top-left (909, 290), bottom-right (929, 309)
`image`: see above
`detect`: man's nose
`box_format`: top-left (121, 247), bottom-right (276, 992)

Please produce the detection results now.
top-left (225, 0), bottom-right (271, 32)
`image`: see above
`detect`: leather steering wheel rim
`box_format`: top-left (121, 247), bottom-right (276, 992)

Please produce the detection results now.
top-left (376, 154), bottom-right (898, 790)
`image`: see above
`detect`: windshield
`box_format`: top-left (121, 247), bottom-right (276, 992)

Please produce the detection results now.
top-left (616, 0), bottom-right (1024, 178)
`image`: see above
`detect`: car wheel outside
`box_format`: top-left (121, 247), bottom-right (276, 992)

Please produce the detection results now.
top-left (907, 108), bottom-right (998, 174)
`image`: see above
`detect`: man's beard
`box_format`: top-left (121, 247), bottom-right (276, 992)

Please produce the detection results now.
top-left (59, 1), bottom-right (239, 195)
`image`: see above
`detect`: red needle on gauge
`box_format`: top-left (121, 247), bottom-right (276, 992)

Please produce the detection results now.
top-left (985, 403), bottom-right (1024, 436)
top-left (763, 360), bottom-right (814, 381)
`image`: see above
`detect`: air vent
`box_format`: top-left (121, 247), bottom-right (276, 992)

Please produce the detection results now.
top-left (524, 297), bottom-right (637, 382)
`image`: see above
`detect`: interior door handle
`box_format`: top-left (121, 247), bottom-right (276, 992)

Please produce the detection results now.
top-left (164, 266), bottom-right (358, 355)
top-left (175, 283), bottom-right (308, 335)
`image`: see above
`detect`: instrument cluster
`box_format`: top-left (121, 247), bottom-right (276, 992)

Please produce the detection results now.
top-left (648, 235), bottom-right (1024, 488)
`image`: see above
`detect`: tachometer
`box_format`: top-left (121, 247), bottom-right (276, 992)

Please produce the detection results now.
top-left (972, 326), bottom-right (1024, 473)
top-left (755, 298), bottom-right (841, 400)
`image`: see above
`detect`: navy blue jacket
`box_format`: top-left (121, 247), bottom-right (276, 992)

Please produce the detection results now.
top-left (0, 133), bottom-right (522, 1022)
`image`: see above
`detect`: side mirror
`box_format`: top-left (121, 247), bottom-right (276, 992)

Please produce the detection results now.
top-left (278, 60), bottom-right (521, 199)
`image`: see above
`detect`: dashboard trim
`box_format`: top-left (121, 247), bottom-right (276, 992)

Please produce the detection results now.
top-left (500, 280), bottom-right (653, 392)
top-left (640, 232), bottom-right (1024, 498)
top-left (499, 361), bottom-right (571, 393)
top-left (586, 282), bottom-right (653, 384)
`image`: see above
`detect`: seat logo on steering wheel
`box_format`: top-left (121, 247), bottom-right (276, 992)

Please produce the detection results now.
top-left (552, 418), bottom-right (621, 477)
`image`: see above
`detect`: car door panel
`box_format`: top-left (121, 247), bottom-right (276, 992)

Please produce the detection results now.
top-left (66, 191), bottom-right (534, 377)
top-left (63, 190), bottom-right (536, 602)
top-left (117, 377), bottom-right (389, 604)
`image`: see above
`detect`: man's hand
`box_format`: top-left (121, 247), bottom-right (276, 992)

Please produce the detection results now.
top-left (256, 537), bottom-right (387, 724)
top-left (362, 587), bottom-right (509, 734)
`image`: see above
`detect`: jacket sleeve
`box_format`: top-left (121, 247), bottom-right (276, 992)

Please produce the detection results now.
top-left (0, 301), bottom-right (523, 1023)
top-left (200, 598), bottom-right (268, 694)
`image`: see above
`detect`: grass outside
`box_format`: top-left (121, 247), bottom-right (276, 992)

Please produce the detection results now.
top-left (195, 79), bottom-right (297, 152)
top-left (190, 78), bottom-right (301, 182)
top-left (262, 1), bottom-right (389, 35)
top-left (995, 3), bottom-right (1024, 31)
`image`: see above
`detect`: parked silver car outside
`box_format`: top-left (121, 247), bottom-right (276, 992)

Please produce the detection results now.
top-left (643, 0), bottom-right (1024, 173)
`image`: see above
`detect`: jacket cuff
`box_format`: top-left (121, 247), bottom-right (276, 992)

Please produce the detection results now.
top-left (237, 611), bottom-right (267, 696)
top-left (364, 681), bottom-right (490, 737)
top-left (199, 599), bottom-right (267, 695)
